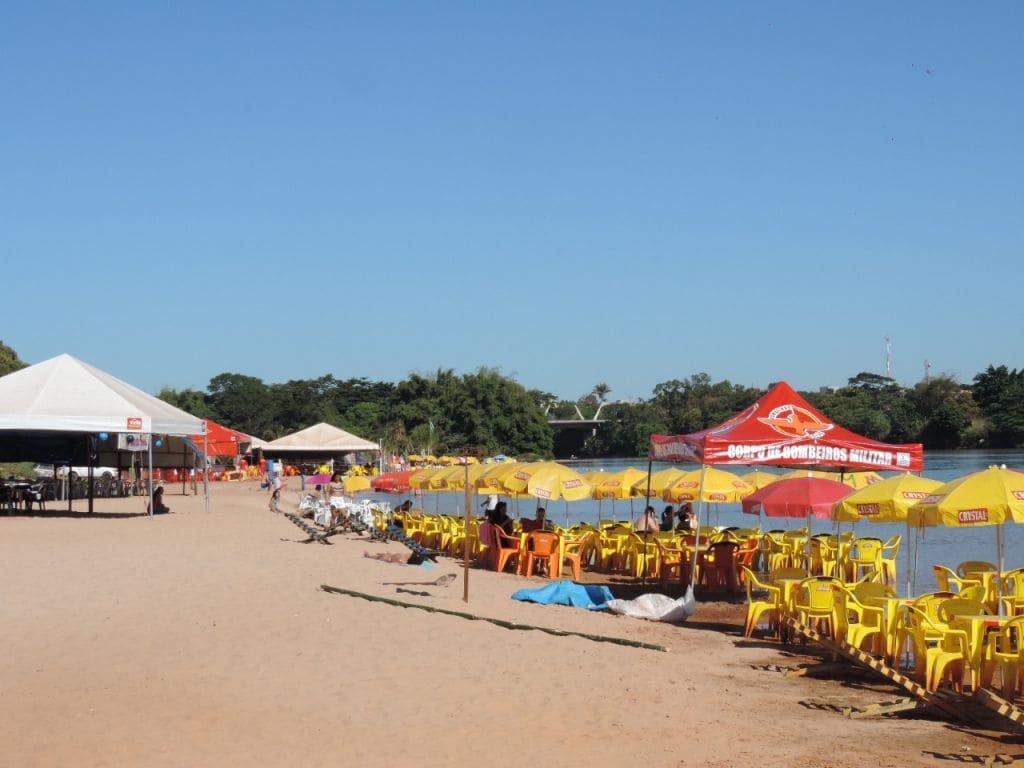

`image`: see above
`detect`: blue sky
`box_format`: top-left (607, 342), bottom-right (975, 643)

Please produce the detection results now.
top-left (2, 2), bottom-right (1021, 401)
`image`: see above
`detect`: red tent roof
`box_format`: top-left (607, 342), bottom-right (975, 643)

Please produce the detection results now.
top-left (189, 419), bottom-right (252, 457)
top-left (650, 381), bottom-right (923, 472)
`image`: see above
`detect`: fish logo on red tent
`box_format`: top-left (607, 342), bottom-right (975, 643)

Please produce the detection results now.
top-left (757, 404), bottom-right (835, 440)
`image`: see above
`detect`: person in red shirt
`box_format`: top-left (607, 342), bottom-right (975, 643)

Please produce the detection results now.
top-left (521, 507), bottom-right (547, 532)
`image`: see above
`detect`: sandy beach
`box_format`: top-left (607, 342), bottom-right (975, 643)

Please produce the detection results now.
top-left (0, 481), bottom-right (1013, 767)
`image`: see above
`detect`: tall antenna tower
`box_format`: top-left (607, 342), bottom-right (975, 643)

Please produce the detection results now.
top-left (885, 335), bottom-right (893, 379)
top-left (924, 359), bottom-right (931, 382)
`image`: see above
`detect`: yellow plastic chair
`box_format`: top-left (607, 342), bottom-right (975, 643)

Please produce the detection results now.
top-left (625, 533), bottom-right (660, 579)
top-left (793, 577), bottom-right (845, 641)
top-left (848, 538), bottom-right (883, 582)
top-left (840, 585), bottom-right (886, 654)
top-left (764, 532), bottom-right (791, 574)
top-left (853, 580), bottom-right (895, 602)
top-left (938, 597), bottom-right (986, 623)
top-left (419, 515), bottom-right (443, 549)
top-left (984, 615), bottom-right (1024, 696)
top-left (877, 535), bottom-right (901, 585)
top-left (810, 535), bottom-right (842, 577)
top-left (957, 560), bottom-right (997, 578)
top-left (932, 565), bottom-right (981, 594)
top-left (903, 606), bottom-right (972, 692)
top-left (742, 567), bottom-right (781, 638)
top-left (1001, 568), bottom-right (1024, 616)
top-left (782, 530), bottom-right (809, 570)
top-left (597, 526), bottom-right (632, 572)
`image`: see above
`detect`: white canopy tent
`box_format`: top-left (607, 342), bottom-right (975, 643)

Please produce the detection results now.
top-left (263, 422), bottom-right (379, 473)
top-left (0, 354), bottom-right (207, 514)
top-left (264, 422), bottom-right (379, 453)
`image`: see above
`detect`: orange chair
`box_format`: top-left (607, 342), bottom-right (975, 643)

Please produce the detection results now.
top-left (492, 526), bottom-right (521, 574)
top-left (522, 531), bottom-right (560, 578)
top-left (561, 533), bottom-right (595, 582)
top-left (735, 537), bottom-right (761, 584)
top-left (699, 541), bottom-right (740, 592)
top-left (653, 536), bottom-right (690, 586)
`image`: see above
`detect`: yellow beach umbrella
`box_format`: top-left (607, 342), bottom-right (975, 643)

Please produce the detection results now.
top-left (524, 463), bottom-right (592, 502)
top-left (428, 466), bottom-right (463, 490)
top-left (589, 467), bottom-right (648, 500)
top-left (908, 466), bottom-right (1024, 603)
top-left (741, 470), bottom-right (781, 491)
top-left (908, 466), bottom-right (1024, 529)
top-left (409, 467), bottom-right (442, 491)
top-left (663, 467), bottom-right (754, 504)
top-left (343, 476), bottom-right (371, 493)
top-left (454, 462), bottom-right (492, 490)
top-left (833, 473), bottom-right (943, 524)
top-left (833, 473), bottom-right (944, 596)
top-left (501, 461), bottom-right (556, 495)
top-left (631, 467), bottom-right (686, 498)
top-left (475, 461), bottom-right (522, 492)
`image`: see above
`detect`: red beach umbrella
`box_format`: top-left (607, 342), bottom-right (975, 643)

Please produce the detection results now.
top-left (741, 477), bottom-right (853, 520)
top-left (371, 469), bottom-right (418, 493)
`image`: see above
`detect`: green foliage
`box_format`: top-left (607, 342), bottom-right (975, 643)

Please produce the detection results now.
top-left (650, 374), bottom-right (761, 434)
top-left (11, 329), bottom-right (1024, 455)
top-left (973, 366), bottom-right (1024, 447)
top-left (0, 462), bottom-right (36, 479)
top-left (157, 387), bottom-right (213, 418)
top-left (0, 341), bottom-right (27, 376)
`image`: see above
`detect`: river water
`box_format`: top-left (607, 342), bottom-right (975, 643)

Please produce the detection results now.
top-left (382, 450), bottom-right (1024, 593)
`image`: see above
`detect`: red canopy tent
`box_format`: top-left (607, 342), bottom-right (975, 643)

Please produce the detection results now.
top-left (188, 419), bottom-right (252, 457)
top-left (649, 381), bottom-right (923, 472)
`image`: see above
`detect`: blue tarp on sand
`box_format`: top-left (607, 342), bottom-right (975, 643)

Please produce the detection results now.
top-left (511, 580), bottom-right (613, 610)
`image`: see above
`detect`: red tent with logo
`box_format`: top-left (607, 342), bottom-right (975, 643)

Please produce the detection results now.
top-left (188, 419), bottom-right (252, 458)
top-left (650, 381), bottom-right (923, 472)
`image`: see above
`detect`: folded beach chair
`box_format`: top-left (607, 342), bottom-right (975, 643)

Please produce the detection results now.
top-left (344, 510), bottom-right (390, 542)
top-left (283, 512), bottom-right (345, 545)
top-left (384, 524), bottom-right (442, 562)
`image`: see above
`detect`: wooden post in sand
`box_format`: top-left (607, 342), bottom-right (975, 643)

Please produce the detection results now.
top-left (461, 446), bottom-right (480, 603)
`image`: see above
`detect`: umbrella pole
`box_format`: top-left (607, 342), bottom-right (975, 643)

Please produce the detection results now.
top-left (998, 523), bottom-right (1006, 616)
top-left (806, 510), bottom-right (812, 576)
top-left (689, 464), bottom-right (709, 592)
top-left (905, 521), bottom-right (912, 599)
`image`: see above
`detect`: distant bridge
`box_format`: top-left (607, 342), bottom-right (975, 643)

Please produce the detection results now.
top-left (544, 401), bottom-right (625, 432)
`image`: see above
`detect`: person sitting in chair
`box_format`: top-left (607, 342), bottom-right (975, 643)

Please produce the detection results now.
top-left (676, 502), bottom-right (695, 532)
top-left (489, 500), bottom-right (514, 536)
top-left (634, 505), bottom-right (658, 532)
top-left (521, 506), bottom-right (548, 532)
top-left (660, 505), bottom-right (676, 532)
top-left (149, 486), bottom-right (170, 515)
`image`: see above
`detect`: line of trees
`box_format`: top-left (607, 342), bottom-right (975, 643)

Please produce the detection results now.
top-left (1, 342), bottom-right (1022, 458)
top-left (156, 367), bottom-right (1024, 459)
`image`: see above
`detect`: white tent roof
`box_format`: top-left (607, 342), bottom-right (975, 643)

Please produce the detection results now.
top-left (247, 435), bottom-right (270, 450)
top-left (263, 422), bottom-right (379, 453)
top-left (0, 353), bottom-right (205, 435)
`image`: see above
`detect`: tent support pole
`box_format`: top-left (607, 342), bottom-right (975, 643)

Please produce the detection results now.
top-left (148, 436), bottom-right (154, 518)
top-left (689, 464), bottom-right (708, 591)
top-left (204, 433), bottom-right (209, 513)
